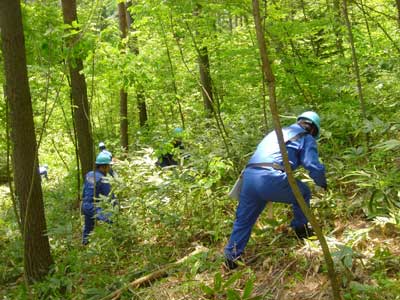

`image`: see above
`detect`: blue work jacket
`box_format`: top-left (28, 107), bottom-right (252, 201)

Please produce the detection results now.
top-left (82, 170), bottom-right (111, 203)
top-left (248, 123), bottom-right (327, 187)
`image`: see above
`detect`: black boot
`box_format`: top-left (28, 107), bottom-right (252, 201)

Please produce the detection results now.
top-left (224, 257), bottom-right (242, 270)
top-left (294, 224), bottom-right (315, 239)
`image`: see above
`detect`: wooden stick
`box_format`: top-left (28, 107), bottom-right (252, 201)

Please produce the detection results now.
top-left (266, 201), bottom-right (273, 220)
top-left (101, 246), bottom-right (208, 300)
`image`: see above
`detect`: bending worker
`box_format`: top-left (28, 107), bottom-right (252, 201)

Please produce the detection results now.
top-left (81, 152), bottom-right (114, 245)
top-left (224, 111), bottom-right (327, 269)
top-left (156, 127), bottom-right (185, 168)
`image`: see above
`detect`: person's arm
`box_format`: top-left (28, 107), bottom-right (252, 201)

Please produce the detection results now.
top-left (299, 136), bottom-right (327, 188)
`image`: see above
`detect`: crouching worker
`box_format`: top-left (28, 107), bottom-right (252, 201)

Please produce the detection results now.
top-left (224, 111), bottom-right (327, 269)
top-left (81, 152), bottom-right (115, 245)
top-left (156, 127), bottom-right (186, 168)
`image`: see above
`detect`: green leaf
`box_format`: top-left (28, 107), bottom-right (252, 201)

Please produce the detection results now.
top-left (223, 271), bottom-right (242, 288)
top-left (242, 276), bottom-right (255, 299)
top-left (214, 272), bottom-right (222, 291)
top-left (226, 289), bottom-right (241, 300)
top-left (200, 284), bottom-right (215, 296)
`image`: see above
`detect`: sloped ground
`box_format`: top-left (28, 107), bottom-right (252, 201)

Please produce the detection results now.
top-left (129, 217), bottom-right (400, 300)
top-left (1, 155), bottom-right (399, 300)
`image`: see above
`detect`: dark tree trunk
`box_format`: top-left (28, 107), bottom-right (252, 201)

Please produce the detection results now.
top-left (396, 0), bottom-right (400, 29)
top-left (137, 88), bottom-right (148, 127)
top-left (198, 46), bottom-right (214, 114)
top-left (126, 0), bottom-right (148, 127)
top-left (193, 4), bottom-right (214, 115)
top-left (119, 90), bottom-right (128, 149)
top-left (118, 2), bottom-right (129, 150)
top-left (0, 0), bottom-right (53, 282)
top-left (61, 0), bottom-right (94, 178)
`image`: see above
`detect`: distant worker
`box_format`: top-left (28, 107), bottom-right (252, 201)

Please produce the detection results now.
top-left (39, 164), bottom-right (48, 180)
top-left (98, 141), bottom-right (114, 177)
top-left (156, 127), bottom-right (186, 168)
top-left (99, 141), bottom-right (113, 159)
top-left (224, 111), bottom-right (327, 269)
top-left (81, 152), bottom-right (114, 245)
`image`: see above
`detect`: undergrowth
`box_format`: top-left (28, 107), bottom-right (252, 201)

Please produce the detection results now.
top-left (0, 115), bottom-right (399, 300)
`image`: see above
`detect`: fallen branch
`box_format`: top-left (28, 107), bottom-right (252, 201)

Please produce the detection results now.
top-left (101, 245), bottom-right (209, 300)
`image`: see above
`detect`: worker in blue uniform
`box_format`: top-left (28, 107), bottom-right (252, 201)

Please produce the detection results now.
top-left (81, 152), bottom-right (114, 245)
top-left (224, 111), bottom-right (327, 269)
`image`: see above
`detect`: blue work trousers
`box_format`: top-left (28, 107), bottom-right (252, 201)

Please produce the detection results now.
top-left (224, 167), bottom-right (311, 260)
top-left (82, 202), bottom-right (112, 244)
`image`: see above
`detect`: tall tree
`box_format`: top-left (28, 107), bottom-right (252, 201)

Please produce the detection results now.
top-left (61, 0), bottom-right (94, 177)
top-left (118, 1), bottom-right (129, 150)
top-left (252, 0), bottom-right (341, 299)
top-left (126, 0), bottom-right (148, 127)
top-left (0, 0), bottom-right (53, 281)
top-left (198, 46), bottom-right (214, 114)
top-left (194, 4), bottom-right (214, 115)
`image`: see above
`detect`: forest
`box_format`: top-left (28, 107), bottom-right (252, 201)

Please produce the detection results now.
top-left (0, 0), bottom-right (400, 299)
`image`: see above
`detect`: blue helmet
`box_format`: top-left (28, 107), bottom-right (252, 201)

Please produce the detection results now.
top-left (95, 152), bottom-right (113, 165)
top-left (173, 127), bottom-right (183, 135)
top-left (297, 111), bottom-right (321, 139)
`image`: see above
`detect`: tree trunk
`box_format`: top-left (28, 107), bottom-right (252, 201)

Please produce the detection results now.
top-left (198, 46), bottom-right (214, 114)
top-left (0, 0), bottom-right (53, 282)
top-left (193, 4), bottom-right (214, 115)
top-left (61, 0), bottom-right (94, 178)
top-left (396, 0), bottom-right (400, 29)
top-left (126, 0), bottom-right (148, 127)
top-left (136, 88), bottom-right (148, 127)
top-left (118, 2), bottom-right (129, 150)
top-left (252, 1), bottom-right (341, 299)
top-left (342, 0), bottom-right (368, 122)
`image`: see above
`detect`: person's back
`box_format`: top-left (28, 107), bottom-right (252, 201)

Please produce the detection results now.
top-left (39, 165), bottom-right (48, 180)
top-left (248, 123), bottom-right (326, 187)
top-left (249, 124), bottom-right (307, 165)
top-left (82, 170), bottom-right (110, 202)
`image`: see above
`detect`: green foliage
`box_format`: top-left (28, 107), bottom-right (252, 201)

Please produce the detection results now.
top-left (1, 0), bottom-right (400, 299)
top-left (201, 271), bottom-right (260, 300)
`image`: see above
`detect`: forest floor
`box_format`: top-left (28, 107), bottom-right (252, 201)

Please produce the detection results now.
top-left (130, 215), bottom-right (400, 300)
top-left (1, 162), bottom-right (400, 299)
